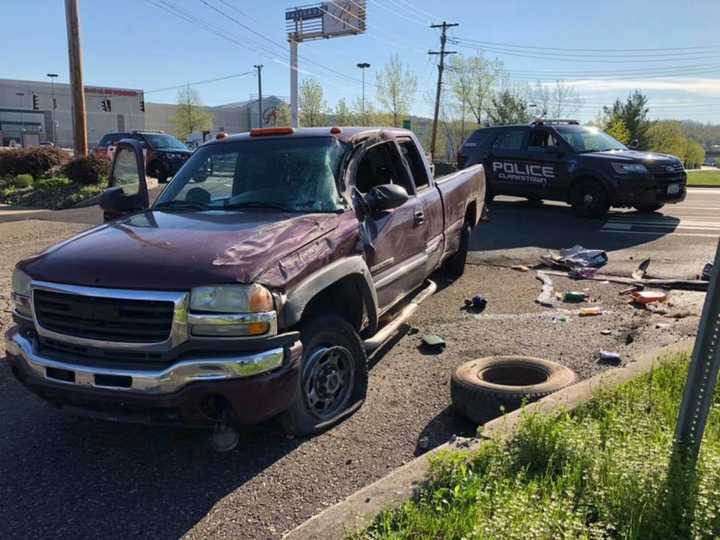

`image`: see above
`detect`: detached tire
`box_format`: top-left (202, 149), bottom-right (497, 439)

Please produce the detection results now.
top-left (280, 315), bottom-right (368, 436)
top-left (571, 179), bottom-right (610, 218)
top-left (634, 203), bottom-right (664, 213)
top-left (443, 221), bottom-right (471, 279)
top-left (451, 356), bottom-right (577, 424)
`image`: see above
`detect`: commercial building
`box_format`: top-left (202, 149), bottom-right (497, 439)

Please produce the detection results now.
top-left (0, 78), bottom-right (145, 148)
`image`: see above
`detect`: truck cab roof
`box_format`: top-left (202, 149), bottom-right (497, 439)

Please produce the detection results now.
top-left (205, 127), bottom-right (418, 146)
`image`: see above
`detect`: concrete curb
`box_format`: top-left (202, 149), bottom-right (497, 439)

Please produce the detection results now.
top-left (284, 338), bottom-right (695, 540)
top-left (687, 184), bottom-right (720, 189)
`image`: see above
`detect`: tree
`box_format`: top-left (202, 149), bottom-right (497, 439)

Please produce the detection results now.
top-left (448, 54), bottom-right (504, 126)
top-left (168, 85), bottom-right (213, 141)
top-left (488, 90), bottom-right (532, 125)
top-left (605, 117), bottom-right (631, 145)
top-left (299, 79), bottom-right (327, 127)
top-left (528, 80), bottom-right (583, 119)
top-left (375, 53), bottom-right (418, 127)
top-left (686, 140), bottom-right (706, 169)
top-left (647, 121), bottom-right (688, 160)
top-left (603, 91), bottom-right (650, 149)
top-left (334, 98), bottom-right (354, 125)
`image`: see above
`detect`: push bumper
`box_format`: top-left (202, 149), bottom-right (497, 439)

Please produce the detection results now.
top-left (4, 326), bottom-right (302, 426)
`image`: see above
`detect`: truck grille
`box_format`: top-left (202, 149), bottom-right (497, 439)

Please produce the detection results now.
top-left (647, 162), bottom-right (684, 182)
top-left (33, 290), bottom-right (174, 343)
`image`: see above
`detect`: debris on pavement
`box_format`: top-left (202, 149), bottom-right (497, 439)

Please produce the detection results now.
top-left (620, 285), bottom-right (644, 296)
top-left (511, 264), bottom-right (530, 272)
top-left (417, 436), bottom-right (430, 451)
top-left (421, 334), bottom-right (446, 353)
top-left (631, 290), bottom-right (668, 304)
top-left (464, 295), bottom-right (488, 313)
top-left (656, 323), bottom-right (672, 330)
top-left (601, 329), bottom-right (613, 335)
top-left (569, 267), bottom-right (598, 280)
top-left (563, 291), bottom-right (588, 303)
top-left (598, 350), bottom-right (622, 366)
top-left (579, 307), bottom-right (603, 317)
top-left (632, 258), bottom-right (652, 281)
top-left (535, 271), bottom-right (555, 307)
top-left (541, 245), bottom-right (608, 271)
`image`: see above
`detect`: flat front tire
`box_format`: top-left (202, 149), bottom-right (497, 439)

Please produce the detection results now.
top-left (280, 315), bottom-right (368, 436)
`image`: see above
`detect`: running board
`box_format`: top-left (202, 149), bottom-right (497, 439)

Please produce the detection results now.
top-left (363, 280), bottom-right (437, 352)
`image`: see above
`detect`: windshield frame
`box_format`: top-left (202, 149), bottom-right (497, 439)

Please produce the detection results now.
top-left (155, 136), bottom-right (352, 214)
top-left (555, 126), bottom-right (627, 154)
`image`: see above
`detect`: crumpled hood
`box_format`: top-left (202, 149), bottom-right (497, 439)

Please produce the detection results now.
top-left (20, 210), bottom-right (339, 290)
top-left (584, 149), bottom-right (681, 164)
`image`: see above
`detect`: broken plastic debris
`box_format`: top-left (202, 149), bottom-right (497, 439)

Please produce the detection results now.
top-left (563, 291), bottom-right (588, 303)
top-left (464, 295), bottom-right (488, 313)
top-left (601, 329), bottom-right (613, 335)
top-left (632, 258), bottom-right (652, 281)
top-left (422, 335), bottom-right (446, 352)
top-left (541, 245), bottom-right (608, 271)
top-left (511, 265), bottom-right (530, 272)
top-left (701, 262), bottom-right (714, 282)
top-left (569, 267), bottom-right (598, 280)
top-left (631, 290), bottom-right (667, 304)
top-left (579, 306), bottom-right (602, 317)
top-left (535, 271), bottom-right (555, 307)
top-left (598, 351), bottom-right (622, 366)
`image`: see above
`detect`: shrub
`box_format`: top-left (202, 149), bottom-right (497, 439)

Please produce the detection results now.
top-left (62, 155), bottom-right (110, 185)
top-left (0, 147), bottom-right (67, 178)
top-left (12, 174), bottom-right (34, 188)
top-left (34, 177), bottom-right (72, 190)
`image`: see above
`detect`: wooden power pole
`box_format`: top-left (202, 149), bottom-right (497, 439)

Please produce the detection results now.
top-left (65, 0), bottom-right (88, 156)
top-left (429, 21), bottom-right (458, 160)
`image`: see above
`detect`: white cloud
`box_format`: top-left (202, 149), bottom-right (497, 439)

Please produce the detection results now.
top-left (561, 78), bottom-right (720, 96)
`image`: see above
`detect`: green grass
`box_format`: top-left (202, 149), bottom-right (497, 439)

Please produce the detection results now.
top-left (687, 170), bottom-right (720, 186)
top-left (0, 176), bottom-right (104, 209)
top-left (352, 353), bottom-right (720, 540)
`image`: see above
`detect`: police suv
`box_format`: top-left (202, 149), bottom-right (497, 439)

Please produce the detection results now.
top-left (457, 120), bottom-right (687, 218)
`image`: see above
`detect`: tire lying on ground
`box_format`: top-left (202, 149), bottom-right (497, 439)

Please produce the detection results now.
top-left (451, 356), bottom-right (577, 424)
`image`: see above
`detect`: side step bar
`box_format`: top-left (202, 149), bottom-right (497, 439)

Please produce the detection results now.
top-left (363, 280), bottom-right (437, 352)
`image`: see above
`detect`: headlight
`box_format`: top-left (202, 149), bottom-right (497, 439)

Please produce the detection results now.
top-left (190, 284), bottom-right (274, 313)
top-left (11, 268), bottom-right (32, 318)
top-left (611, 162), bottom-right (647, 175)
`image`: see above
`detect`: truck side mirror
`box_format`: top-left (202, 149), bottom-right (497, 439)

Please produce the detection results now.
top-left (629, 139), bottom-right (640, 150)
top-left (101, 140), bottom-right (150, 221)
top-left (366, 184), bottom-right (409, 212)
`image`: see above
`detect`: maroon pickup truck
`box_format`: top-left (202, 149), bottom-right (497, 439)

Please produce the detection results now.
top-left (6, 127), bottom-right (485, 437)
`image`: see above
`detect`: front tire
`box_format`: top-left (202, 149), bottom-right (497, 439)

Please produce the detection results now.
top-left (634, 203), bottom-right (664, 213)
top-left (571, 179), bottom-right (610, 218)
top-left (280, 315), bottom-right (368, 436)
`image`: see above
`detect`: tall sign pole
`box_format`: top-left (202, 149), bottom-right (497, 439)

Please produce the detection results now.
top-left (65, 0), bottom-right (88, 156)
top-left (674, 239), bottom-right (720, 456)
top-left (428, 21), bottom-right (457, 160)
top-left (290, 38), bottom-right (299, 127)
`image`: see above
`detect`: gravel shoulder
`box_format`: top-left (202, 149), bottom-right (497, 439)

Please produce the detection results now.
top-left (0, 219), bottom-right (703, 539)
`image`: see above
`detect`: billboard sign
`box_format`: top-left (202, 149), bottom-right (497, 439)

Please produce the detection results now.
top-left (322, 1), bottom-right (366, 37)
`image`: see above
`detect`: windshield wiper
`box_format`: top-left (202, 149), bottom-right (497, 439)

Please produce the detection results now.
top-left (223, 201), bottom-right (292, 212)
top-left (154, 200), bottom-right (208, 211)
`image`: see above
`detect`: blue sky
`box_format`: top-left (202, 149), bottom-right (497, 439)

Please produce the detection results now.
top-left (2, 0), bottom-right (719, 123)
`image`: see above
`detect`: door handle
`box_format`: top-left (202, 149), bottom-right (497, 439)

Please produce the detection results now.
top-left (414, 210), bottom-right (425, 225)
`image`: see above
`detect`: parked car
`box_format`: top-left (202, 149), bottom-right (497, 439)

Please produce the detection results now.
top-left (94, 130), bottom-right (192, 182)
top-left (457, 120), bottom-right (687, 217)
top-left (6, 127), bottom-right (486, 436)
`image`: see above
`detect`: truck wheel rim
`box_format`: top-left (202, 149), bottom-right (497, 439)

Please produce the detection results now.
top-left (303, 346), bottom-right (355, 419)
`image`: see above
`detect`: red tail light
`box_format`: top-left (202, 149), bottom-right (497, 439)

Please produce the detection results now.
top-left (250, 127), bottom-right (294, 137)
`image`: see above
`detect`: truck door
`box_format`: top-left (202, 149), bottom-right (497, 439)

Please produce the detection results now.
top-left (487, 127), bottom-right (529, 197)
top-left (354, 140), bottom-right (426, 312)
top-left (526, 128), bottom-right (568, 199)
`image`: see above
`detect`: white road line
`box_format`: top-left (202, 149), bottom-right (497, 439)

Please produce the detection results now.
top-left (606, 220), bottom-right (720, 228)
top-left (600, 229), bottom-right (719, 238)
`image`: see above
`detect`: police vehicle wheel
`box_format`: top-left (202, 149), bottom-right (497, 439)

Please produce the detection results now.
top-left (634, 203), bottom-right (664, 213)
top-left (571, 179), bottom-right (610, 218)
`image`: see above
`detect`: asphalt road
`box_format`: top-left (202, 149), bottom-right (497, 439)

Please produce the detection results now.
top-left (472, 188), bottom-right (720, 279)
top-left (0, 189), bottom-right (714, 539)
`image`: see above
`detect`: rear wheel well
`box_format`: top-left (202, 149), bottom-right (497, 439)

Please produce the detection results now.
top-left (299, 275), bottom-right (366, 332)
top-left (465, 201), bottom-right (477, 226)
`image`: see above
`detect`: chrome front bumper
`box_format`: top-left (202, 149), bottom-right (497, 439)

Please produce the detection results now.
top-left (5, 329), bottom-right (285, 395)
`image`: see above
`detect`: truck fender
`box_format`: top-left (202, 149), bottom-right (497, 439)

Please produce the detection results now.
top-left (280, 256), bottom-right (379, 333)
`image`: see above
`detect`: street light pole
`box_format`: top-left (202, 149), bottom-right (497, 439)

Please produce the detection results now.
top-left (47, 73), bottom-right (58, 145)
top-left (254, 64), bottom-right (264, 128)
top-left (356, 62), bottom-right (370, 125)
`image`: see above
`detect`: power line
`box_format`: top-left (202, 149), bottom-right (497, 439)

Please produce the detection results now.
top-left (144, 71), bottom-right (255, 94)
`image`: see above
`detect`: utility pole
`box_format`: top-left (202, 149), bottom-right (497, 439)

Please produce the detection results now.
top-left (65, 0), bottom-right (88, 156)
top-left (428, 21), bottom-right (458, 160)
top-left (47, 73), bottom-right (58, 145)
top-left (289, 36), bottom-right (299, 127)
top-left (357, 62), bottom-right (370, 125)
top-left (254, 64), bottom-right (264, 128)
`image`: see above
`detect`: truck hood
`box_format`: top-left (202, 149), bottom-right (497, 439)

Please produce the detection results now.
top-left (20, 210), bottom-right (340, 290)
top-left (581, 149), bottom-right (680, 164)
